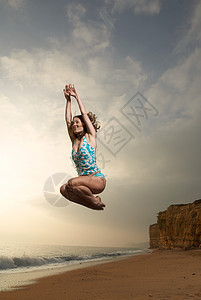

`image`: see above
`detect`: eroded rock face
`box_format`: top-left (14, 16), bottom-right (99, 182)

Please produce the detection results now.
top-left (149, 224), bottom-right (160, 249)
top-left (149, 199), bottom-right (201, 250)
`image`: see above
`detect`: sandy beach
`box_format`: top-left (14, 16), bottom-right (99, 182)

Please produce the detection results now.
top-left (0, 249), bottom-right (201, 300)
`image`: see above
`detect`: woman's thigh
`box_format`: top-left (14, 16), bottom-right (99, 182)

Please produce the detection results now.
top-left (68, 176), bottom-right (106, 194)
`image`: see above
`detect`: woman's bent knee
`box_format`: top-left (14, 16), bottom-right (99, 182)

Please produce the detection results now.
top-left (60, 184), bottom-right (67, 196)
top-left (67, 178), bottom-right (74, 187)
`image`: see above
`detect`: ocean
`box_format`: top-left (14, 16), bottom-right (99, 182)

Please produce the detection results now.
top-left (0, 242), bottom-right (151, 291)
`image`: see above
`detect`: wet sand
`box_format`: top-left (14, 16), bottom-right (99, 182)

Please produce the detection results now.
top-left (0, 249), bottom-right (201, 300)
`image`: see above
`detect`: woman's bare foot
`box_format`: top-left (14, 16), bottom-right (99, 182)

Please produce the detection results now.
top-left (91, 200), bottom-right (104, 210)
top-left (95, 196), bottom-right (106, 208)
top-left (89, 195), bottom-right (105, 210)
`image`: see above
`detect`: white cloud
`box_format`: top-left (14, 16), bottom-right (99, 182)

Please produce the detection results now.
top-left (0, 93), bottom-right (22, 120)
top-left (112, 56), bottom-right (147, 90)
top-left (137, 46), bottom-right (201, 197)
top-left (99, 6), bottom-right (115, 30)
top-left (0, 38), bottom-right (148, 118)
top-left (66, 2), bottom-right (86, 24)
top-left (0, 0), bottom-right (25, 10)
top-left (0, 49), bottom-right (72, 90)
top-left (148, 47), bottom-right (201, 123)
top-left (66, 2), bottom-right (111, 52)
top-left (175, 1), bottom-right (201, 54)
top-left (105, 0), bottom-right (161, 15)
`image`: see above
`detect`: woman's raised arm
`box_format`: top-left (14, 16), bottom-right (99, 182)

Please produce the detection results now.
top-left (69, 85), bottom-right (96, 137)
top-left (63, 85), bottom-right (75, 144)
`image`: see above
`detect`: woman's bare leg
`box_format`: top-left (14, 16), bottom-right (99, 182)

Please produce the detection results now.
top-left (60, 176), bottom-right (106, 210)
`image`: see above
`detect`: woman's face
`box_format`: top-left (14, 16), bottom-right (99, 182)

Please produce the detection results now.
top-left (72, 117), bottom-right (84, 135)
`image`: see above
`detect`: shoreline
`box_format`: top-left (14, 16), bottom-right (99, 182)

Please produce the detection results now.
top-left (0, 251), bottom-right (150, 292)
top-left (0, 249), bottom-right (201, 299)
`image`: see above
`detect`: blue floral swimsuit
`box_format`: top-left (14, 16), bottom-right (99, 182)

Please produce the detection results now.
top-left (72, 135), bottom-right (106, 180)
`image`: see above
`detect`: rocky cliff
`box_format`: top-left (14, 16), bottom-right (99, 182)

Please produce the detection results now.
top-left (149, 199), bottom-right (201, 250)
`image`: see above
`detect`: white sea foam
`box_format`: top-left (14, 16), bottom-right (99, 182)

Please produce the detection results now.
top-left (0, 242), bottom-right (150, 273)
top-left (0, 242), bottom-right (151, 292)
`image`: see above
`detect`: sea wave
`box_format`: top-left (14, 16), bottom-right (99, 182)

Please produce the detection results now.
top-left (0, 249), bottom-right (149, 271)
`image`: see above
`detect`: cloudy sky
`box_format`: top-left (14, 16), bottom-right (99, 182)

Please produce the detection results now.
top-left (0, 0), bottom-right (201, 247)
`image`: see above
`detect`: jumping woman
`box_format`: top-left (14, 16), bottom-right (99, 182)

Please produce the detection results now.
top-left (60, 84), bottom-right (106, 210)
